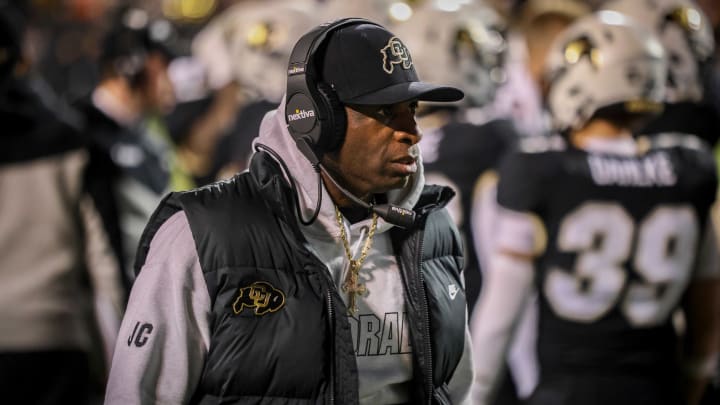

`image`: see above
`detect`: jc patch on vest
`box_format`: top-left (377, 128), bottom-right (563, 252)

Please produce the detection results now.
top-left (232, 281), bottom-right (286, 315)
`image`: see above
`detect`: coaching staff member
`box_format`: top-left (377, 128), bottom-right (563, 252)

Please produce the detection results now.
top-left (105, 18), bottom-right (474, 405)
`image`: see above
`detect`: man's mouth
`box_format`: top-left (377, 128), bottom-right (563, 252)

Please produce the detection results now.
top-left (391, 157), bottom-right (418, 174)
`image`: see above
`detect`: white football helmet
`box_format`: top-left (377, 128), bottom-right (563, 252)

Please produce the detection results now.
top-left (601, 0), bottom-right (714, 103)
top-left (192, 0), bottom-right (319, 102)
top-left (391, 1), bottom-right (508, 107)
top-left (544, 11), bottom-right (668, 132)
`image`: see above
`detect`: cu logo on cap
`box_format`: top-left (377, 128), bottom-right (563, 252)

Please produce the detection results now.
top-left (381, 37), bottom-right (413, 74)
top-left (232, 281), bottom-right (286, 316)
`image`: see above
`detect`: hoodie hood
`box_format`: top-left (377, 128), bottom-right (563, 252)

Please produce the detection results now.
top-left (251, 96), bottom-right (425, 240)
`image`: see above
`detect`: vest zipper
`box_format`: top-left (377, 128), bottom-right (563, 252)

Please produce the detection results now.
top-left (300, 245), bottom-right (344, 403)
top-left (416, 232), bottom-right (434, 404)
top-left (326, 289), bottom-right (336, 405)
top-left (307, 248), bottom-right (345, 404)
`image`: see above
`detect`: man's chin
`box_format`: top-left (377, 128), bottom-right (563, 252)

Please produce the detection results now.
top-left (386, 176), bottom-right (410, 191)
top-left (369, 175), bottom-right (411, 195)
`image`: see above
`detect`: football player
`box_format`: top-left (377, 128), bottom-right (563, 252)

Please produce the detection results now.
top-left (602, 0), bottom-right (718, 146)
top-left (393, 4), bottom-right (526, 402)
top-left (467, 1), bottom-right (593, 401)
top-left (392, 0), bottom-right (514, 315)
top-left (471, 10), bottom-right (720, 405)
top-left (191, 0), bottom-right (320, 179)
top-left (598, 4), bottom-right (720, 401)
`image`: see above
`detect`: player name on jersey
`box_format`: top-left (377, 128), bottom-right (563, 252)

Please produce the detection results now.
top-left (587, 151), bottom-right (676, 187)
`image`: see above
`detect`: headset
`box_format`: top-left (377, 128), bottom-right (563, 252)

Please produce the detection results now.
top-left (103, 8), bottom-right (178, 89)
top-left (261, 17), bottom-right (416, 228)
top-left (101, 20), bottom-right (150, 88)
top-left (284, 17), bottom-right (380, 165)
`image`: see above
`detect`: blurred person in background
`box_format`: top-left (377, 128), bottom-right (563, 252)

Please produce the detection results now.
top-left (75, 6), bottom-right (186, 286)
top-left (164, 56), bottom-right (239, 186)
top-left (392, 3), bottom-right (526, 403)
top-left (599, 2), bottom-right (720, 402)
top-left (394, 0), bottom-right (513, 317)
top-left (466, 1), bottom-right (591, 402)
top-left (602, 0), bottom-right (718, 146)
top-left (191, 0), bottom-right (320, 181)
top-left (0, 1), bottom-right (124, 403)
top-left (471, 10), bottom-right (720, 405)
top-left (491, 0), bottom-right (590, 137)
top-left (105, 18), bottom-right (475, 404)
top-left (699, 3), bottom-right (720, 401)
top-left (696, 0), bottom-right (720, 134)
top-left (31, 0), bottom-right (117, 103)
top-left (394, 2), bottom-right (531, 403)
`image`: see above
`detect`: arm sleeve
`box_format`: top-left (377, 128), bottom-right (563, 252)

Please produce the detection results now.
top-left (469, 151), bottom-right (545, 404)
top-left (79, 193), bottom-right (126, 368)
top-left (693, 215), bottom-right (720, 280)
top-left (470, 253), bottom-right (535, 405)
top-left (104, 211), bottom-right (211, 405)
top-left (680, 277), bottom-right (720, 405)
top-left (493, 152), bottom-right (548, 256)
top-left (470, 171), bottom-right (499, 275)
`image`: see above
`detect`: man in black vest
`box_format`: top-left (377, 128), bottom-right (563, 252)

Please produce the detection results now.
top-left (105, 18), bottom-right (475, 404)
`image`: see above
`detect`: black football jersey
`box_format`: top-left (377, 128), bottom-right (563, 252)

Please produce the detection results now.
top-left (496, 134), bottom-right (718, 374)
top-left (642, 102), bottom-right (720, 147)
top-left (421, 118), bottom-right (518, 312)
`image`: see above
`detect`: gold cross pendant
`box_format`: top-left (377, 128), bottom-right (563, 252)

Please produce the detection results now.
top-left (342, 260), bottom-right (367, 315)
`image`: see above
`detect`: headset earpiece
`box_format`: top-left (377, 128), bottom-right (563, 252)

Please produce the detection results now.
top-left (315, 82), bottom-right (346, 152)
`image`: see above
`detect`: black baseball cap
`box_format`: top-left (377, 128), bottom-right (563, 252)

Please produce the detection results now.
top-left (320, 23), bottom-right (464, 105)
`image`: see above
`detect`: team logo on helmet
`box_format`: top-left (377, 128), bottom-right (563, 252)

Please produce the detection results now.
top-left (668, 6), bottom-right (703, 33)
top-left (563, 38), bottom-right (601, 68)
top-left (381, 37), bottom-right (413, 74)
top-left (232, 281), bottom-right (286, 316)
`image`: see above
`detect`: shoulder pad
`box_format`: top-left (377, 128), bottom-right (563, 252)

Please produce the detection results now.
top-left (518, 134), bottom-right (567, 153)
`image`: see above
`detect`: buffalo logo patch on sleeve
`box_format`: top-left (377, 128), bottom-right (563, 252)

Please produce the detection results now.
top-left (232, 281), bottom-right (286, 315)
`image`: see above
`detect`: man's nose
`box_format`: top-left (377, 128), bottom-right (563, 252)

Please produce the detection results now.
top-left (395, 115), bottom-right (421, 145)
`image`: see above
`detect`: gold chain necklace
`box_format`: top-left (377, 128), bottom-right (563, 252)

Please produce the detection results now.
top-left (334, 205), bottom-right (378, 315)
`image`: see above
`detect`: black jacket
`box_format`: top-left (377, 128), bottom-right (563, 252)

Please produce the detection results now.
top-left (136, 151), bottom-right (467, 404)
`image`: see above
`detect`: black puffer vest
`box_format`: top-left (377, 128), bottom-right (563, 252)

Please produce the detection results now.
top-left (135, 151), bottom-right (468, 404)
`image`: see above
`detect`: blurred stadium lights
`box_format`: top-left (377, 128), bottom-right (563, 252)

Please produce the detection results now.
top-left (387, 0), bottom-right (478, 15)
top-left (389, 2), bottom-right (413, 22)
top-left (433, 0), bottom-right (473, 12)
top-left (162, 0), bottom-right (217, 22)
